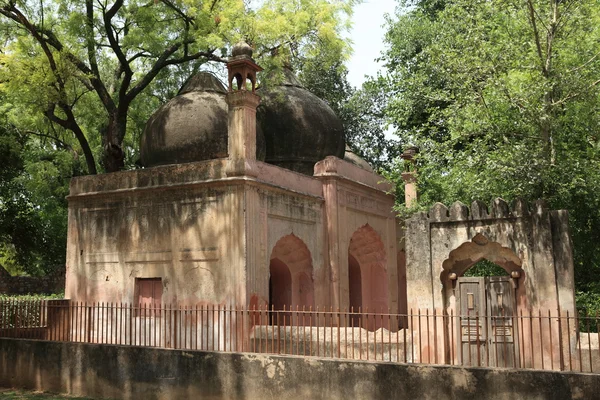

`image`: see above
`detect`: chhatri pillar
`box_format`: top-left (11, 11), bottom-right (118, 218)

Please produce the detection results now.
top-left (400, 146), bottom-right (419, 207)
top-left (226, 41), bottom-right (263, 177)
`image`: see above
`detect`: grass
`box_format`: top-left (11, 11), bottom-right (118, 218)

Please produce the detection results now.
top-left (0, 389), bottom-right (96, 400)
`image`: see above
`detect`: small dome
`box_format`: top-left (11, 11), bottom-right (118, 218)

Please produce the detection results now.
top-left (232, 41), bottom-right (253, 58)
top-left (257, 69), bottom-right (345, 175)
top-left (344, 145), bottom-right (373, 172)
top-left (140, 72), bottom-right (265, 167)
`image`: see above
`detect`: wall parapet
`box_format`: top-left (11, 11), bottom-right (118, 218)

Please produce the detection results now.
top-left (423, 198), bottom-right (551, 223)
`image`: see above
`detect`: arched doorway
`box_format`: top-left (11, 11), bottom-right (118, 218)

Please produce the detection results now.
top-left (268, 234), bottom-right (314, 323)
top-left (348, 254), bottom-right (362, 326)
top-left (441, 234), bottom-right (525, 367)
top-left (348, 224), bottom-right (388, 330)
top-left (269, 258), bottom-right (292, 311)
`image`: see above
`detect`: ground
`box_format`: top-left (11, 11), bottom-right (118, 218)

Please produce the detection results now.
top-left (0, 389), bottom-right (95, 400)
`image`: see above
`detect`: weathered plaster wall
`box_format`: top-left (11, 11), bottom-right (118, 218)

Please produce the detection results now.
top-left (405, 199), bottom-right (577, 365)
top-left (65, 159), bottom-right (327, 308)
top-left (246, 184), bottom-right (325, 308)
top-left (67, 156), bottom-right (400, 317)
top-left (1, 338), bottom-right (599, 400)
top-left (66, 183), bottom-right (246, 306)
top-left (314, 157), bottom-right (399, 315)
top-left (406, 199), bottom-right (576, 313)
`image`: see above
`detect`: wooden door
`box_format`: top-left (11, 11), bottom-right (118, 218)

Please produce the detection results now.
top-left (456, 276), bottom-right (519, 367)
top-left (486, 276), bottom-right (518, 367)
top-left (456, 277), bottom-right (487, 366)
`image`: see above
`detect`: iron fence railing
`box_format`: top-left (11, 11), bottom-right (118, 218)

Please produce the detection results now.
top-left (1, 300), bottom-right (598, 373)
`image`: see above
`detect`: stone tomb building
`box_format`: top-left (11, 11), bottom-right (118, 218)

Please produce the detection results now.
top-left (65, 45), bottom-right (404, 323)
top-left (64, 44), bottom-right (578, 367)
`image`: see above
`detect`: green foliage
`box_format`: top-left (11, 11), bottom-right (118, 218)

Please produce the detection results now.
top-left (0, 295), bottom-right (64, 330)
top-left (376, 0), bottom-right (600, 310)
top-left (0, 298), bottom-right (43, 328)
top-left (300, 53), bottom-right (400, 170)
top-left (0, 122), bottom-right (74, 275)
top-left (0, 293), bottom-right (64, 301)
top-left (0, 0), bottom-right (357, 172)
top-left (0, 0), bottom-right (358, 274)
top-left (464, 259), bottom-right (508, 278)
top-left (0, 389), bottom-right (96, 400)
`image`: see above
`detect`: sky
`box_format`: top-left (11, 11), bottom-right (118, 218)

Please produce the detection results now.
top-left (346, 0), bottom-right (398, 88)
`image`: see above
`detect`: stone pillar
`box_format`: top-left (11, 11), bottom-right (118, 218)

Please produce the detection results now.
top-left (400, 146), bottom-right (419, 207)
top-left (402, 172), bottom-right (417, 207)
top-left (405, 211), bottom-right (433, 311)
top-left (225, 41), bottom-right (262, 177)
top-left (226, 91), bottom-right (260, 177)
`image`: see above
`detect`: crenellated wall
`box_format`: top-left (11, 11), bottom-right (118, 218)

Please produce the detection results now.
top-left (405, 197), bottom-right (576, 365)
top-left (406, 197), bottom-right (575, 311)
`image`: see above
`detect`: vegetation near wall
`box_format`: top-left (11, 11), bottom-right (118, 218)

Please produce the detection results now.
top-left (353, 0), bottom-right (600, 313)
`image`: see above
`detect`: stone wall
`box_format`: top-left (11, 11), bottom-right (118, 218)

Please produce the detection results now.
top-left (0, 266), bottom-right (65, 295)
top-left (1, 338), bottom-right (599, 400)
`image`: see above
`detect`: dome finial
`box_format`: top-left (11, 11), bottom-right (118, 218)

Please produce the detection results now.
top-left (232, 41), bottom-right (253, 58)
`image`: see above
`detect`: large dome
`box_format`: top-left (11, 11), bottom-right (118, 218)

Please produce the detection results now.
top-left (140, 72), bottom-right (265, 167)
top-left (256, 69), bottom-right (345, 175)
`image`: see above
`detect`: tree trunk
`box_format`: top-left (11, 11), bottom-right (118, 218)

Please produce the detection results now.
top-left (101, 113), bottom-right (126, 173)
top-left (72, 124), bottom-right (98, 175)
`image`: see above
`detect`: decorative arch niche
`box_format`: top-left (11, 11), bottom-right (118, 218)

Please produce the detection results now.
top-left (348, 224), bottom-right (388, 330)
top-left (440, 233), bottom-right (526, 310)
top-left (269, 234), bottom-right (314, 312)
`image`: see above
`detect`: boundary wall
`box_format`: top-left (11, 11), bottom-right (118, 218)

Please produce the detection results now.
top-left (1, 338), bottom-right (599, 400)
top-left (0, 267), bottom-right (65, 295)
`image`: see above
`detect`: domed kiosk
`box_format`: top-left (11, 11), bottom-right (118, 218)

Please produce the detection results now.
top-left (65, 43), bottom-right (402, 342)
top-left (140, 66), bottom-right (347, 176)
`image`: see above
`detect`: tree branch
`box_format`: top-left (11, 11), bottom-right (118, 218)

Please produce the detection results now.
top-left (569, 50), bottom-right (600, 74)
top-left (125, 45), bottom-right (224, 103)
top-left (526, 0), bottom-right (546, 76)
top-left (552, 79), bottom-right (600, 106)
top-left (85, 0), bottom-right (101, 79)
top-left (44, 104), bottom-right (97, 174)
top-left (102, 0), bottom-right (132, 102)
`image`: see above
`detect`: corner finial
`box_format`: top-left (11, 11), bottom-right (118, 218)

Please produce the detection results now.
top-left (227, 41), bottom-right (263, 93)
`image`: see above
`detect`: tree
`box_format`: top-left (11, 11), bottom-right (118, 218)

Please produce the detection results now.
top-left (0, 121), bottom-right (74, 275)
top-left (0, 0), bottom-right (355, 173)
top-left (300, 53), bottom-right (400, 171)
top-left (379, 0), bottom-right (600, 296)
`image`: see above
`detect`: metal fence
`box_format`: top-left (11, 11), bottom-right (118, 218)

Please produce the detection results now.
top-left (1, 300), bottom-right (598, 373)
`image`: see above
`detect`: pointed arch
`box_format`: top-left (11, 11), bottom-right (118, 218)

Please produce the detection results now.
top-left (269, 234), bottom-right (314, 312)
top-left (440, 233), bottom-right (523, 281)
top-left (440, 233), bottom-right (526, 310)
top-left (348, 224), bottom-right (388, 330)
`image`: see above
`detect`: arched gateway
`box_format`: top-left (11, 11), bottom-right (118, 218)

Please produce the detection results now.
top-left (347, 224), bottom-right (388, 330)
top-left (441, 233), bottom-right (525, 367)
top-left (405, 198), bottom-right (576, 366)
